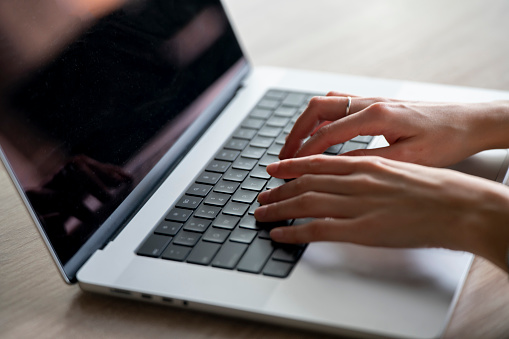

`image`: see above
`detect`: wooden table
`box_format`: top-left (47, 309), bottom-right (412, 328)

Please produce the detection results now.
top-left (2, 1), bottom-right (509, 338)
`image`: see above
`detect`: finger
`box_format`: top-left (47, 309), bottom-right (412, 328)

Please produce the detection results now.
top-left (293, 104), bottom-right (394, 158)
top-left (269, 216), bottom-right (430, 247)
top-left (258, 174), bottom-right (365, 206)
top-left (269, 219), bottom-right (366, 244)
top-left (266, 154), bottom-right (386, 179)
top-left (326, 91), bottom-right (359, 97)
top-left (254, 191), bottom-right (360, 222)
top-left (280, 96), bottom-right (379, 159)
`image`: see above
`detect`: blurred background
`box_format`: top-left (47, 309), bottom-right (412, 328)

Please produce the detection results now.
top-left (224, 0), bottom-right (509, 91)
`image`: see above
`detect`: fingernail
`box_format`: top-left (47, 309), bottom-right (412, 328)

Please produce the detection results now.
top-left (254, 205), bottom-right (267, 218)
top-left (257, 190), bottom-right (269, 204)
top-left (270, 228), bottom-right (284, 241)
top-left (266, 161), bottom-right (279, 175)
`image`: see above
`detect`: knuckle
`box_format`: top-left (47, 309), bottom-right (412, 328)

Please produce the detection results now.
top-left (307, 96), bottom-right (324, 110)
top-left (367, 102), bottom-right (393, 119)
top-left (296, 192), bottom-right (314, 208)
top-left (307, 220), bottom-right (329, 241)
top-left (293, 174), bottom-right (312, 192)
top-left (306, 154), bottom-right (328, 171)
top-left (351, 155), bottom-right (387, 173)
top-left (312, 125), bottom-right (336, 147)
top-left (354, 173), bottom-right (379, 189)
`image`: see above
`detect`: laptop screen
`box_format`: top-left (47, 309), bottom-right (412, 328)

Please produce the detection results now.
top-left (0, 0), bottom-right (245, 278)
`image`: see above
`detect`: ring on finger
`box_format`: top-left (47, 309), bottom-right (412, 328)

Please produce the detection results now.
top-left (345, 96), bottom-right (352, 116)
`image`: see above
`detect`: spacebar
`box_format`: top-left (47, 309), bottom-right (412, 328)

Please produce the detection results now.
top-left (236, 238), bottom-right (274, 273)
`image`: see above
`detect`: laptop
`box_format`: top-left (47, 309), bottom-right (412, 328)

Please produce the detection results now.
top-left (1, 1), bottom-right (509, 338)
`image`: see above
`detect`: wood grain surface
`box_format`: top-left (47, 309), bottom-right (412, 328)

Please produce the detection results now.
top-left (2, 1), bottom-right (509, 338)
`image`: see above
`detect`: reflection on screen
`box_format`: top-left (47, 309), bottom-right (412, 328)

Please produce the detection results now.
top-left (0, 0), bottom-right (243, 265)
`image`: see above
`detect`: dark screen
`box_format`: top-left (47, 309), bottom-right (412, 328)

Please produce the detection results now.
top-left (0, 0), bottom-right (244, 267)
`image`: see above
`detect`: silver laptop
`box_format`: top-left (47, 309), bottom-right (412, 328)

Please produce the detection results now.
top-left (1, 1), bottom-right (509, 338)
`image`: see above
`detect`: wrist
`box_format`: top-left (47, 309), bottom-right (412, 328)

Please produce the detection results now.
top-left (469, 101), bottom-right (509, 153)
top-left (463, 182), bottom-right (509, 273)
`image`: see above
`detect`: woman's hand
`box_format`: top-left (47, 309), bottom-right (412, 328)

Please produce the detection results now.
top-left (279, 93), bottom-right (509, 167)
top-left (255, 155), bottom-right (509, 272)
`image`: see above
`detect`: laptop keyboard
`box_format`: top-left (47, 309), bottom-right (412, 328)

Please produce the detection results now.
top-left (136, 89), bottom-right (373, 278)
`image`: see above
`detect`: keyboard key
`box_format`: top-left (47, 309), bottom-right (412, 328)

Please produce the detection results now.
top-left (212, 214), bottom-right (240, 230)
top-left (241, 146), bottom-right (266, 159)
top-left (154, 221), bottom-right (182, 236)
top-left (239, 214), bottom-right (260, 230)
top-left (214, 180), bottom-right (240, 194)
top-left (282, 93), bottom-right (306, 107)
top-left (224, 138), bottom-right (249, 151)
top-left (215, 149), bottom-right (240, 162)
top-left (274, 106), bottom-right (297, 117)
top-left (339, 141), bottom-right (367, 154)
top-left (249, 107), bottom-right (273, 119)
top-left (165, 208), bottom-right (192, 222)
top-left (258, 220), bottom-right (293, 239)
top-left (211, 242), bottom-right (249, 269)
top-left (183, 217), bottom-right (211, 233)
top-left (223, 202), bottom-right (249, 216)
top-left (241, 177), bottom-right (267, 191)
top-left (250, 136), bottom-right (274, 148)
top-left (175, 195), bottom-right (203, 209)
top-left (136, 234), bottom-right (172, 258)
top-left (267, 143), bottom-right (283, 156)
top-left (258, 229), bottom-right (272, 239)
top-left (250, 166), bottom-right (270, 179)
top-left (203, 227), bottom-right (231, 244)
top-left (258, 126), bottom-right (282, 138)
top-left (324, 144), bottom-right (343, 155)
top-left (232, 157), bottom-right (258, 170)
top-left (266, 177), bottom-right (286, 190)
top-left (173, 230), bottom-right (201, 247)
top-left (196, 171), bottom-right (222, 185)
top-left (194, 204), bottom-right (222, 219)
top-left (265, 90), bottom-right (286, 100)
top-left (275, 132), bottom-right (289, 144)
top-left (204, 192), bottom-right (230, 206)
top-left (223, 168), bottom-right (249, 182)
top-left (258, 154), bottom-right (279, 166)
top-left (186, 241), bottom-right (221, 265)
top-left (232, 189), bottom-right (258, 204)
top-left (263, 260), bottom-right (294, 278)
top-left (283, 124), bottom-right (294, 133)
top-left (352, 135), bottom-right (374, 143)
top-left (248, 202), bottom-right (260, 215)
top-left (258, 98), bottom-right (280, 110)
top-left (266, 116), bottom-right (290, 127)
top-left (230, 228), bottom-right (258, 244)
top-left (237, 238), bottom-right (274, 273)
top-left (205, 160), bottom-right (231, 173)
top-left (161, 244), bottom-right (191, 261)
top-left (232, 128), bottom-right (257, 140)
top-left (272, 247), bottom-right (304, 263)
top-left (241, 118), bottom-right (265, 130)
top-left (186, 183), bottom-right (212, 197)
